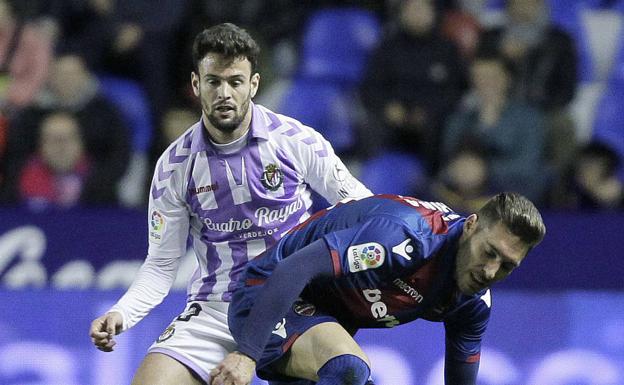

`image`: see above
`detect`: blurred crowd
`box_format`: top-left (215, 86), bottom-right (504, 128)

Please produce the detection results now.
top-left (0, 0), bottom-right (622, 213)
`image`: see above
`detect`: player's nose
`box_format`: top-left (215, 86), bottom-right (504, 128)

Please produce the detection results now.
top-left (216, 82), bottom-right (233, 99)
top-left (483, 260), bottom-right (499, 281)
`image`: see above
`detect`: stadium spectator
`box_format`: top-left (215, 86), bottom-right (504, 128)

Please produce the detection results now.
top-left (0, 0), bottom-right (57, 194)
top-left (54, 0), bottom-right (186, 126)
top-left (18, 111), bottom-right (90, 209)
top-left (360, 0), bottom-right (467, 172)
top-left (440, 0), bottom-right (484, 60)
top-left (429, 147), bottom-right (492, 214)
top-left (0, 0), bottom-right (56, 112)
top-left (89, 23), bottom-right (371, 385)
top-left (563, 141), bottom-right (623, 210)
top-left (213, 193), bottom-right (545, 385)
top-left (478, 0), bottom-right (578, 200)
top-left (442, 51), bottom-right (548, 203)
top-left (6, 52), bottom-right (130, 205)
top-left (170, 0), bottom-right (313, 108)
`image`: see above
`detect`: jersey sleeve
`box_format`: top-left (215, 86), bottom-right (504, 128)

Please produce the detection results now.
top-left (322, 215), bottom-right (428, 278)
top-left (444, 290), bottom-right (492, 364)
top-left (295, 127), bottom-right (371, 204)
top-left (108, 157), bottom-right (190, 330)
top-left (147, 161), bottom-right (190, 259)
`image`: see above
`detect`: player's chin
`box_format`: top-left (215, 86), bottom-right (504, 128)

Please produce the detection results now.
top-left (458, 279), bottom-right (479, 295)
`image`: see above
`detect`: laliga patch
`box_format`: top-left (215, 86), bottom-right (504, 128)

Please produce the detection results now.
top-left (347, 242), bottom-right (385, 272)
top-left (149, 210), bottom-right (165, 244)
top-left (156, 323), bottom-right (175, 343)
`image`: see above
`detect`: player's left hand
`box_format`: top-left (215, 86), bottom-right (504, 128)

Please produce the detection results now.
top-left (210, 351), bottom-right (255, 385)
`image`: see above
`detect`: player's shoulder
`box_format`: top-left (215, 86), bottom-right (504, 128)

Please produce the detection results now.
top-left (154, 122), bottom-right (198, 169)
top-left (453, 289), bottom-right (492, 319)
top-left (254, 104), bottom-right (326, 147)
top-left (380, 195), bottom-right (464, 235)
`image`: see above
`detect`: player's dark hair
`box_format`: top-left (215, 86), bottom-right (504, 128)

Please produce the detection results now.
top-left (477, 192), bottom-right (546, 247)
top-left (192, 23), bottom-right (260, 75)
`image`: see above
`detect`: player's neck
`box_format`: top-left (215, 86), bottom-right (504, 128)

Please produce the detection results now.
top-left (202, 111), bottom-right (252, 144)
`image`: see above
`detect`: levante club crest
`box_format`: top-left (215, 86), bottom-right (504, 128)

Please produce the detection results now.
top-left (261, 164), bottom-right (283, 191)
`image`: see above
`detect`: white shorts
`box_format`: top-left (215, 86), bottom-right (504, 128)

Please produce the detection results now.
top-left (148, 301), bottom-right (236, 383)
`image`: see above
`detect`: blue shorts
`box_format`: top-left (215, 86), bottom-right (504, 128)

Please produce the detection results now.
top-left (229, 284), bottom-right (338, 382)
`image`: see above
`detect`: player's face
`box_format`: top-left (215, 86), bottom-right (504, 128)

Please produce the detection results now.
top-left (191, 53), bottom-right (259, 134)
top-left (455, 216), bottom-right (529, 295)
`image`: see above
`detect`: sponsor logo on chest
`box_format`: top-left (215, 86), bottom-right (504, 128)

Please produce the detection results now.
top-left (362, 289), bottom-right (400, 327)
top-left (203, 198), bottom-right (304, 232)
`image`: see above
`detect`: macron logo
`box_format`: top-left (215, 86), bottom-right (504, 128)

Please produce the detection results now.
top-left (392, 238), bottom-right (414, 261)
top-left (393, 278), bottom-right (423, 303)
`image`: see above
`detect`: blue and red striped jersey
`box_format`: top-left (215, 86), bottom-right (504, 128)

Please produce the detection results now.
top-left (245, 194), bottom-right (490, 362)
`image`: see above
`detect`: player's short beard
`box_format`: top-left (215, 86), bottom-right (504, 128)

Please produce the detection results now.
top-left (206, 92), bottom-right (252, 133)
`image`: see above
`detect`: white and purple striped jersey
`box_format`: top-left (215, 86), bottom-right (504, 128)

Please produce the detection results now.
top-left (147, 103), bottom-right (371, 304)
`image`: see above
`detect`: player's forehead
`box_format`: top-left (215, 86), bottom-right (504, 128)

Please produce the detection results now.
top-left (197, 53), bottom-right (252, 78)
top-left (483, 221), bottom-right (529, 263)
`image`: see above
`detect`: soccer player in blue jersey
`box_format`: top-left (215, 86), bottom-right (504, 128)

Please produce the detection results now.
top-left (89, 23), bottom-right (370, 385)
top-left (211, 193), bottom-right (545, 385)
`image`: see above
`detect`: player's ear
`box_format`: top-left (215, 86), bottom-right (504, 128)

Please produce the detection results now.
top-left (250, 73), bottom-right (260, 98)
top-left (464, 214), bottom-right (478, 235)
top-left (191, 71), bottom-right (200, 97)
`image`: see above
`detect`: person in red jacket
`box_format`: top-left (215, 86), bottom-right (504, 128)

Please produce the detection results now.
top-left (18, 111), bottom-right (90, 208)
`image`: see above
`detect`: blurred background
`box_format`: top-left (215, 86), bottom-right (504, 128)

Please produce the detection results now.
top-left (0, 0), bottom-right (622, 384)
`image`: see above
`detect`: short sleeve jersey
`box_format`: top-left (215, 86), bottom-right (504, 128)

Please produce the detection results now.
top-left (246, 194), bottom-right (491, 362)
top-left (147, 103), bottom-right (371, 302)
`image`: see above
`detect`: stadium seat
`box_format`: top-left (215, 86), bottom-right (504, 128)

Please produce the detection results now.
top-left (278, 7), bottom-right (381, 154)
top-left (607, 22), bottom-right (624, 85)
top-left (358, 152), bottom-right (426, 196)
top-left (97, 75), bottom-right (154, 207)
top-left (299, 7), bottom-right (381, 85)
top-left (97, 75), bottom-right (153, 154)
top-left (278, 78), bottom-right (355, 153)
top-left (591, 83), bottom-right (624, 180)
top-left (547, 0), bottom-right (624, 83)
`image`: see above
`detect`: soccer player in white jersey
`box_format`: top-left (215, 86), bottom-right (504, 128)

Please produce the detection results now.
top-left (89, 23), bottom-right (371, 385)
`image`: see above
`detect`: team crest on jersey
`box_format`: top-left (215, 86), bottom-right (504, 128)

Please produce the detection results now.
top-left (260, 164), bottom-right (283, 191)
top-left (149, 210), bottom-right (165, 244)
top-left (156, 323), bottom-right (175, 343)
top-left (347, 242), bottom-right (386, 272)
top-left (293, 300), bottom-right (316, 316)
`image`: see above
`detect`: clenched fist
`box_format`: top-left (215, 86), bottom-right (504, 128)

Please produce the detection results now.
top-left (89, 311), bottom-right (123, 352)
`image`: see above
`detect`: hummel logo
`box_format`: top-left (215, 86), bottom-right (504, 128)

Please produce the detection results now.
top-left (189, 182), bottom-right (219, 195)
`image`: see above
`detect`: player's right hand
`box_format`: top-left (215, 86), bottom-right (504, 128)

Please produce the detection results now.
top-left (89, 311), bottom-right (123, 352)
top-left (210, 351), bottom-right (255, 385)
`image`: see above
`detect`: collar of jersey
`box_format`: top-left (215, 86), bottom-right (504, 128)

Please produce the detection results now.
top-left (189, 102), bottom-right (269, 155)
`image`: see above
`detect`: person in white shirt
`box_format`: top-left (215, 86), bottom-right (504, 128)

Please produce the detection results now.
top-left (89, 23), bottom-right (371, 385)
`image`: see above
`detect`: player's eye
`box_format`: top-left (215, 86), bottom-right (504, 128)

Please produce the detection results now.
top-left (230, 80), bottom-right (243, 87)
top-left (485, 250), bottom-right (496, 259)
top-left (502, 263), bottom-right (516, 271)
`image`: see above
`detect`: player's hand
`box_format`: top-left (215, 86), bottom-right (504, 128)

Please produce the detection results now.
top-left (210, 351), bottom-right (256, 385)
top-left (89, 311), bottom-right (123, 352)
